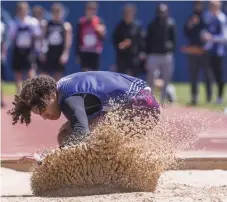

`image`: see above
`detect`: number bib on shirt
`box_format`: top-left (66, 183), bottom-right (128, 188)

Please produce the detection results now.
top-left (16, 31), bottom-right (32, 48)
top-left (83, 33), bottom-right (97, 47)
top-left (48, 31), bottom-right (63, 46)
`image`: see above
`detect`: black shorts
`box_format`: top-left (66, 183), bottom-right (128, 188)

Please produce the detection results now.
top-left (44, 46), bottom-right (65, 73)
top-left (116, 55), bottom-right (141, 77)
top-left (12, 48), bottom-right (34, 72)
top-left (79, 52), bottom-right (100, 71)
top-left (35, 56), bottom-right (45, 72)
top-left (44, 57), bottom-right (65, 74)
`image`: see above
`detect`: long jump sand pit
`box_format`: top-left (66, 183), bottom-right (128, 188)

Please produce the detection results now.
top-left (1, 168), bottom-right (227, 202)
top-left (2, 106), bottom-right (227, 201)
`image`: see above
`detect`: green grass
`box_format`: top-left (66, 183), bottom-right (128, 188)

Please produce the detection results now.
top-left (2, 82), bottom-right (17, 96)
top-left (168, 83), bottom-right (227, 111)
top-left (2, 82), bottom-right (227, 111)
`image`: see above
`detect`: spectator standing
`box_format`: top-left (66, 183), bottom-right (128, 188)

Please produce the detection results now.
top-left (202, 0), bottom-right (227, 104)
top-left (32, 5), bottom-right (47, 74)
top-left (183, 1), bottom-right (212, 105)
top-left (145, 3), bottom-right (176, 105)
top-left (43, 3), bottom-right (72, 81)
top-left (9, 2), bottom-right (41, 94)
top-left (1, 21), bottom-right (7, 107)
top-left (75, 1), bottom-right (106, 72)
top-left (224, 2), bottom-right (227, 16)
top-left (112, 4), bottom-right (146, 77)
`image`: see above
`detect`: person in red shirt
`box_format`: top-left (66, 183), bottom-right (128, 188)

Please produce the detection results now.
top-left (75, 1), bottom-right (106, 71)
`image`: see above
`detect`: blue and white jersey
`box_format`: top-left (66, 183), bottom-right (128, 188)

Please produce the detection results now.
top-left (9, 16), bottom-right (41, 49)
top-left (57, 71), bottom-right (148, 111)
top-left (202, 10), bottom-right (227, 56)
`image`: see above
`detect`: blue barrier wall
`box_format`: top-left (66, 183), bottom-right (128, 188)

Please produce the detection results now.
top-left (1, 1), bottom-right (227, 82)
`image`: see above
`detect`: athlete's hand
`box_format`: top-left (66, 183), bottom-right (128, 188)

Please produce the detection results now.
top-left (188, 15), bottom-right (200, 27)
top-left (18, 153), bottom-right (42, 166)
top-left (139, 52), bottom-right (146, 60)
top-left (95, 24), bottom-right (106, 36)
top-left (118, 39), bottom-right (132, 50)
top-left (18, 156), bottom-right (37, 164)
top-left (202, 32), bottom-right (213, 42)
top-left (124, 39), bottom-right (132, 47)
top-left (59, 121), bottom-right (71, 133)
top-left (60, 51), bottom-right (69, 65)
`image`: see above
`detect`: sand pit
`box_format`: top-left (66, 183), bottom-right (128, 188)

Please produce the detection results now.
top-left (29, 121), bottom-right (166, 196)
top-left (1, 168), bottom-right (227, 201)
top-left (28, 107), bottom-right (197, 197)
top-left (12, 107), bottom-right (218, 197)
top-left (2, 105), bottom-right (225, 200)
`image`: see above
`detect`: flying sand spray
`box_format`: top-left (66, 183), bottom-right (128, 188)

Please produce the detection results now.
top-left (30, 106), bottom-right (215, 197)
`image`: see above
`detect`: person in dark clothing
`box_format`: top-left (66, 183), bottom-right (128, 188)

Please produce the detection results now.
top-left (145, 3), bottom-right (176, 105)
top-left (8, 72), bottom-right (160, 164)
top-left (75, 1), bottom-right (106, 71)
top-left (112, 4), bottom-right (146, 77)
top-left (224, 2), bottom-right (227, 15)
top-left (184, 1), bottom-right (212, 105)
top-left (1, 21), bottom-right (7, 107)
top-left (43, 3), bottom-right (72, 81)
top-left (202, 0), bottom-right (227, 104)
top-left (32, 5), bottom-right (47, 74)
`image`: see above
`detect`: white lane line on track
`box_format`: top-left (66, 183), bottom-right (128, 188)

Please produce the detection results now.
top-left (198, 131), bottom-right (227, 138)
top-left (209, 139), bottom-right (227, 144)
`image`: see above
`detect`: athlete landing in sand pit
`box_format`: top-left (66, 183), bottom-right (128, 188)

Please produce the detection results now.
top-left (8, 71), bottom-right (160, 163)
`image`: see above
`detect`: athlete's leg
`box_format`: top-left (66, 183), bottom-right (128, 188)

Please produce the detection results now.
top-left (80, 52), bottom-right (93, 72)
top-left (159, 54), bottom-right (174, 105)
top-left (14, 71), bottom-right (23, 95)
top-left (27, 65), bottom-right (37, 79)
top-left (146, 54), bottom-right (160, 92)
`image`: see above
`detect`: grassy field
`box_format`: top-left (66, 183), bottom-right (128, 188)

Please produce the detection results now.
top-left (2, 82), bottom-right (227, 111)
top-left (172, 83), bottom-right (227, 111)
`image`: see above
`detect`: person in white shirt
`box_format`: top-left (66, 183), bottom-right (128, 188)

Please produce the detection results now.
top-left (9, 2), bottom-right (41, 94)
top-left (201, 1), bottom-right (227, 104)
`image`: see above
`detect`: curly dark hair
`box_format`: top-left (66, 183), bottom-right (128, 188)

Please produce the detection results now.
top-left (8, 75), bottom-right (57, 125)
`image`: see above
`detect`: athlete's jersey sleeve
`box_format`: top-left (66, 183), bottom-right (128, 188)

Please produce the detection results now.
top-left (61, 95), bottom-right (90, 136)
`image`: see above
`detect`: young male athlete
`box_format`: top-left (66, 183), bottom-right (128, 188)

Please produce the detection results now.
top-left (9, 71), bottom-right (160, 163)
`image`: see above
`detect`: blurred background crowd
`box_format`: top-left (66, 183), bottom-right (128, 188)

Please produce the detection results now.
top-left (1, 1), bottom-right (227, 108)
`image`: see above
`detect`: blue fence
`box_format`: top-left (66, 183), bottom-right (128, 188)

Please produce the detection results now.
top-left (1, 1), bottom-right (227, 82)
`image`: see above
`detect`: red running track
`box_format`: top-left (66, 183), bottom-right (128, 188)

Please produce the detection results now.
top-left (1, 96), bottom-right (227, 158)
